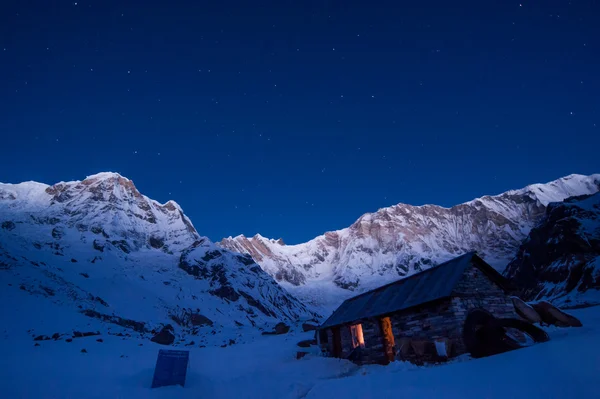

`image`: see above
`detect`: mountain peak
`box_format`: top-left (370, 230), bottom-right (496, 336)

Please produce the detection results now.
top-left (510, 173), bottom-right (600, 206)
top-left (84, 171), bottom-right (127, 181)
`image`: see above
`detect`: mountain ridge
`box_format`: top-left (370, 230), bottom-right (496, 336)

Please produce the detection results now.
top-left (219, 173), bottom-right (600, 310)
top-left (0, 172), bottom-right (317, 346)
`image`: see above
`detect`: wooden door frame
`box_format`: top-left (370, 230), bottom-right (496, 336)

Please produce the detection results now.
top-left (379, 316), bottom-right (396, 364)
top-left (331, 326), bottom-right (342, 358)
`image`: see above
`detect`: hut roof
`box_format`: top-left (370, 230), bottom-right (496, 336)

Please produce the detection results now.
top-left (319, 252), bottom-right (508, 329)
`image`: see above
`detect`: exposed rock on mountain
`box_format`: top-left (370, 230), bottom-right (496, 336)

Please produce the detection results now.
top-left (179, 239), bottom-right (314, 322)
top-left (504, 192), bottom-right (600, 308)
top-left (220, 174), bottom-right (600, 310)
top-left (0, 172), bottom-right (317, 346)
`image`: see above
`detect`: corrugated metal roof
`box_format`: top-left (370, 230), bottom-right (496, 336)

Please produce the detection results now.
top-left (320, 252), bottom-right (478, 329)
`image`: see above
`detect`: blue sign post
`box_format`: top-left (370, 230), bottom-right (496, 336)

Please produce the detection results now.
top-left (151, 349), bottom-right (190, 389)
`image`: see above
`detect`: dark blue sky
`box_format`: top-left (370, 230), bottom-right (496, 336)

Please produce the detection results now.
top-left (1, 0), bottom-right (598, 243)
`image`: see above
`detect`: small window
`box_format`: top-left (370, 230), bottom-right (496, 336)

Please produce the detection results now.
top-left (350, 324), bottom-right (365, 348)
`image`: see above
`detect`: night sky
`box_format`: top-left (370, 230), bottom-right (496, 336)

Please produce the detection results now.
top-left (1, 1), bottom-right (599, 243)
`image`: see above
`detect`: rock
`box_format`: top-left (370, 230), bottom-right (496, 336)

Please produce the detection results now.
top-left (296, 351), bottom-right (308, 360)
top-left (149, 236), bottom-right (164, 249)
top-left (1, 221), bottom-right (16, 230)
top-left (34, 335), bottom-right (49, 341)
top-left (96, 338), bottom-right (103, 343)
top-left (275, 322), bottom-right (290, 335)
top-left (297, 339), bottom-right (313, 348)
top-left (185, 341), bottom-right (195, 346)
top-left (190, 313), bottom-right (213, 327)
top-left (209, 286), bottom-right (240, 301)
top-left (150, 326), bottom-right (175, 345)
top-left (532, 301), bottom-right (583, 327)
top-left (81, 349), bottom-right (87, 353)
top-left (66, 338), bottom-right (73, 343)
top-left (34, 343), bottom-right (40, 347)
top-left (302, 323), bottom-right (318, 332)
top-left (52, 333), bottom-right (60, 340)
top-left (511, 297), bottom-right (542, 324)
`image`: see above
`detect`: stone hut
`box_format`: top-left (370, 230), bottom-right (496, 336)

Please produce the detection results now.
top-left (317, 252), bottom-right (518, 365)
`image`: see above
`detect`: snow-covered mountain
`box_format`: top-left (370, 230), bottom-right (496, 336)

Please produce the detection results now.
top-left (0, 172), bottom-right (317, 347)
top-left (504, 192), bottom-right (600, 308)
top-left (220, 174), bottom-right (600, 310)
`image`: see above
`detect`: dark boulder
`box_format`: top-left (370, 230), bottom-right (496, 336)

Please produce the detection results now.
top-left (151, 326), bottom-right (175, 345)
top-left (209, 286), bottom-right (240, 302)
top-left (302, 323), bottom-right (318, 332)
top-left (1, 221), bottom-right (15, 230)
top-left (275, 322), bottom-right (290, 335)
top-left (190, 313), bottom-right (213, 327)
top-left (149, 236), bottom-right (164, 249)
top-left (297, 339), bottom-right (315, 348)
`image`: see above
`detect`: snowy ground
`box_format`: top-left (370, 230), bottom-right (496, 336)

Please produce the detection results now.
top-left (1, 307), bottom-right (599, 398)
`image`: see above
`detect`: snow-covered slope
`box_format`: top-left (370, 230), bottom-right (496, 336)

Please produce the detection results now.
top-left (0, 172), bottom-right (317, 346)
top-left (504, 192), bottom-right (600, 308)
top-left (1, 304), bottom-right (599, 398)
top-left (220, 174), bottom-right (600, 310)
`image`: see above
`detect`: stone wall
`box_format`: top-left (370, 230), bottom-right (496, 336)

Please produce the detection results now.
top-left (389, 298), bottom-right (462, 364)
top-left (321, 263), bottom-right (518, 365)
top-left (322, 319), bottom-right (387, 364)
top-left (357, 319), bottom-right (386, 364)
top-left (449, 265), bottom-right (519, 354)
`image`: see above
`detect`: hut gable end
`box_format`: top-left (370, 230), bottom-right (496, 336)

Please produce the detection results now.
top-left (451, 262), bottom-right (508, 298)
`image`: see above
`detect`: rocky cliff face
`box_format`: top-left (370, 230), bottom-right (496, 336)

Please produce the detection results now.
top-left (0, 173), bottom-right (317, 345)
top-left (504, 192), bottom-right (600, 308)
top-left (220, 174), bottom-right (600, 310)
